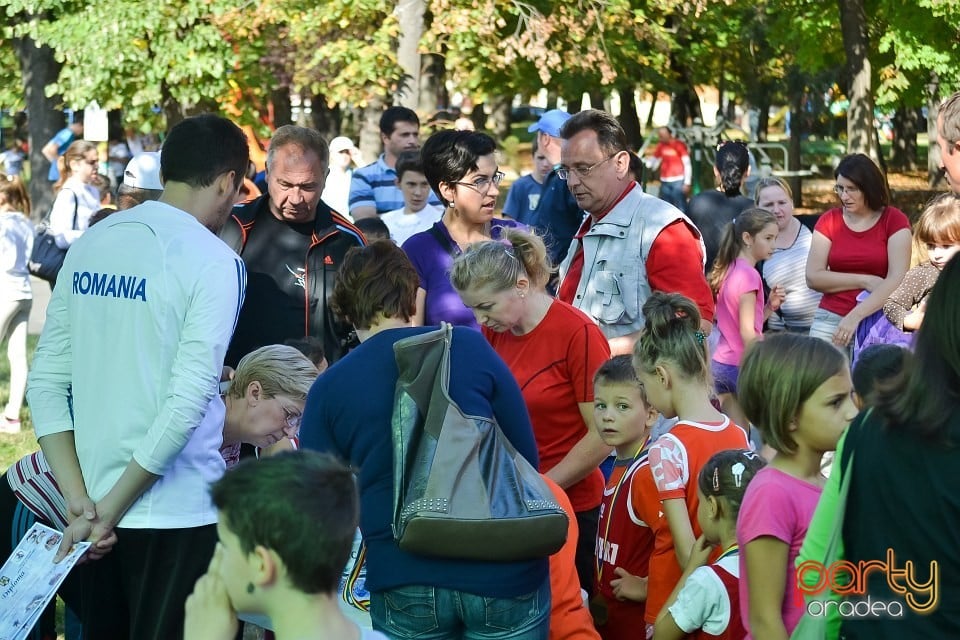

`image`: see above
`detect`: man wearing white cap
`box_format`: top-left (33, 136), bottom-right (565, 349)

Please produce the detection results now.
top-left (117, 151), bottom-right (164, 210)
top-left (527, 109), bottom-right (585, 266)
top-left (321, 136), bottom-right (358, 217)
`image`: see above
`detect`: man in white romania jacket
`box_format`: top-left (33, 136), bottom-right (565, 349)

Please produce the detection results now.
top-left (27, 114), bottom-right (249, 640)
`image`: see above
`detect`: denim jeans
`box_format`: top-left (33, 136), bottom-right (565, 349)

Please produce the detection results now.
top-left (808, 308), bottom-right (851, 357)
top-left (370, 578), bottom-right (550, 640)
top-left (657, 180), bottom-right (687, 213)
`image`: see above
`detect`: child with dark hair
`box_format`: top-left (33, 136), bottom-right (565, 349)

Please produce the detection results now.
top-left (380, 150), bottom-right (443, 245)
top-left (284, 335), bottom-right (328, 372)
top-left (354, 214), bottom-right (392, 243)
top-left (88, 206), bottom-right (118, 227)
top-left (184, 451), bottom-right (387, 640)
top-left (655, 450), bottom-right (765, 640)
top-left (591, 355), bottom-right (660, 639)
top-left (502, 138), bottom-right (550, 225)
top-left (850, 343), bottom-right (906, 408)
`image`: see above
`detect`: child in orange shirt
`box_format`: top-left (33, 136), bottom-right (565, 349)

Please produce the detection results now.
top-left (632, 293), bottom-right (750, 627)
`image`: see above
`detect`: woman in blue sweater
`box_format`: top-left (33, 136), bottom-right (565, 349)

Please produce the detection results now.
top-left (299, 240), bottom-right (550, 640)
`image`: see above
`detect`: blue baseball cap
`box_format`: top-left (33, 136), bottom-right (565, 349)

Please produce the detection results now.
top-left (527, 109), bottom-right (571, 138)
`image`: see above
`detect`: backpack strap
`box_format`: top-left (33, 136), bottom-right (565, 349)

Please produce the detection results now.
top-left (71, 191), bottom-right (78, 231)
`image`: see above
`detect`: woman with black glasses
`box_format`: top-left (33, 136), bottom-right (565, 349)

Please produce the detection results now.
top-left (401, 130), bottom-right (524, 328)
top-left (805, 153), bottom-right (911, 350)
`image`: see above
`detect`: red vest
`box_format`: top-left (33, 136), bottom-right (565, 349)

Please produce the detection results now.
top-left (692, 561), bottom-right (747, 640)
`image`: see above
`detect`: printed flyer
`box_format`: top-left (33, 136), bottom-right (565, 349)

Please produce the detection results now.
top-left (0, 523), bottom-right (89, 640)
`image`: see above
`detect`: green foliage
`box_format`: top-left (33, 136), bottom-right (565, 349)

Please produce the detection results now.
top-left (0, 0), bottom-right (959, 136)
top-left (872, 0), bottom-right (960, 107)
top-left (0, 32), bottom-right (23, 110)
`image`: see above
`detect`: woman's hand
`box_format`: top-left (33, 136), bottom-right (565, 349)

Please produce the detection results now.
top-left (833, 312), bottom-right (861, 347)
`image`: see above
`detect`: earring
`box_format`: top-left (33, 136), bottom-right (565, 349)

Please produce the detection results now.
top-left (246, 583), bottom-right (255, 594)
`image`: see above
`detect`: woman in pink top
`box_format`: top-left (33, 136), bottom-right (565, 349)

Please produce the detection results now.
top-left (707, 208), bottom-right (784, 432)
top-left (806, 154), bottom-right (911, 349)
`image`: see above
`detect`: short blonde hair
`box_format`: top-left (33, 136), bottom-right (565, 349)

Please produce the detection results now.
top-left (229, 345), bottom-right (319, 401)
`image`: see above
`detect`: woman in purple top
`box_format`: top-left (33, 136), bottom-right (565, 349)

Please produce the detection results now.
top-left (402, 130), bottom-right (523, 328)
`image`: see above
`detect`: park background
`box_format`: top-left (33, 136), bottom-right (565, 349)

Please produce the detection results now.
top-left (1, 0), bottom-right (959, 216)
top-left (1, 1), bottom-right (959, 635)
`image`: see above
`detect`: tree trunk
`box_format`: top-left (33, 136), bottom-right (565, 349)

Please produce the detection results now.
top-left (670, 54), bottom-right (703, 127)
top-left (395, 0), bottom-right (425, 109)
top-left (617, 84), bottom-right (641, 149)
top-left (270, 88), bottom-right (293, 128)
top-left (470, 103), bottom-right (487, 131)
top-left (419, 53), bottom-right (445, 114)
top-left (309, 95), bottom-right (340, 141)
top-left (757, 92), bottom-right (771, 143)
top-left (563, 91), bottom-right (581, 115)
top-left (489, 96), bottom-right (511, 140)
top-left (359, 96), bottom-right (385, 163)
top-left (546, 91), bottom-right (559, 110)
top-left (838, 0), bottom-right (877, 159)
top-left (889, 105), bottom-right (918, 171)
top-left (645, 92), bottom-right (657, 132)
top-left (787, 68), bottom-right (805, 207)
top-left (14, 32), bottom-right (62, 220)
top-left (587, 91), bottom-right (604, 112)
top-left (927, 74), bottom-right (944, 187)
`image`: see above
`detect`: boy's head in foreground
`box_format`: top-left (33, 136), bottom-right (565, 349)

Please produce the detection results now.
top-left (210, 451), bottom-right (358, 613)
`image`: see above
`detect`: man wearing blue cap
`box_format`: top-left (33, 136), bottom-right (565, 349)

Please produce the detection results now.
top-left (527, 109), bottom-right (586, 265)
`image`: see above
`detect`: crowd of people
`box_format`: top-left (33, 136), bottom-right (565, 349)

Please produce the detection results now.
top-left (0, 90), bottom-right (958, 640)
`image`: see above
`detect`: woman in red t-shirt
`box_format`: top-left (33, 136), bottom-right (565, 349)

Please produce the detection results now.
top-left (806, 153), bottom-right (911, 349)
top-left (451, 228), bottom-right (612, 596)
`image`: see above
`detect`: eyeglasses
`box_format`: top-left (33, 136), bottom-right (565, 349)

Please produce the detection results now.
top-left (281, 405), bottom-right (302, 432)
top-left (833, 184), bottom-right (860, 196)
top-left (557, 154), bottom-right (618, 181)
top-left (453, 171), bottom-right (505, 194)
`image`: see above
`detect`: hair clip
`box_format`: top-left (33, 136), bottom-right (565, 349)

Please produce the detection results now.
top-left (694, 330), bottom-right (705, 345)
top-left (712, 467), bottom-right (720, 492)
top-left (503, 245), bottom-right (516, 260)
top-left (674, 309), bottom-right (688, 319)
top-left (731, 462), bottom-right (746, 488)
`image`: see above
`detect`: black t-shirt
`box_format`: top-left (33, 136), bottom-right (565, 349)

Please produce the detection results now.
top-left (225, 209), bottom-right (316, 367)
top-left (841, 410), bottom-right (960, 637)
top-left (686, 190), bottom-right (754, 273)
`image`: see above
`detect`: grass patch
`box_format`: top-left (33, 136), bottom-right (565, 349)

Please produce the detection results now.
top-left (0, 334), bottom-right (39, 473)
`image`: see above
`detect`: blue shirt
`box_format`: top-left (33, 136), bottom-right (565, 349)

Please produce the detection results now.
top-left (349, 154), bottom-right (441, 216)
top-left (299, 326), bottom-right (548, 596)
top-left (502, 174), bottom-right (544, 226)
top-left (534, 169), bottom-right (584, 265)
top-left (46, 127), bottom-right (76, 181)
